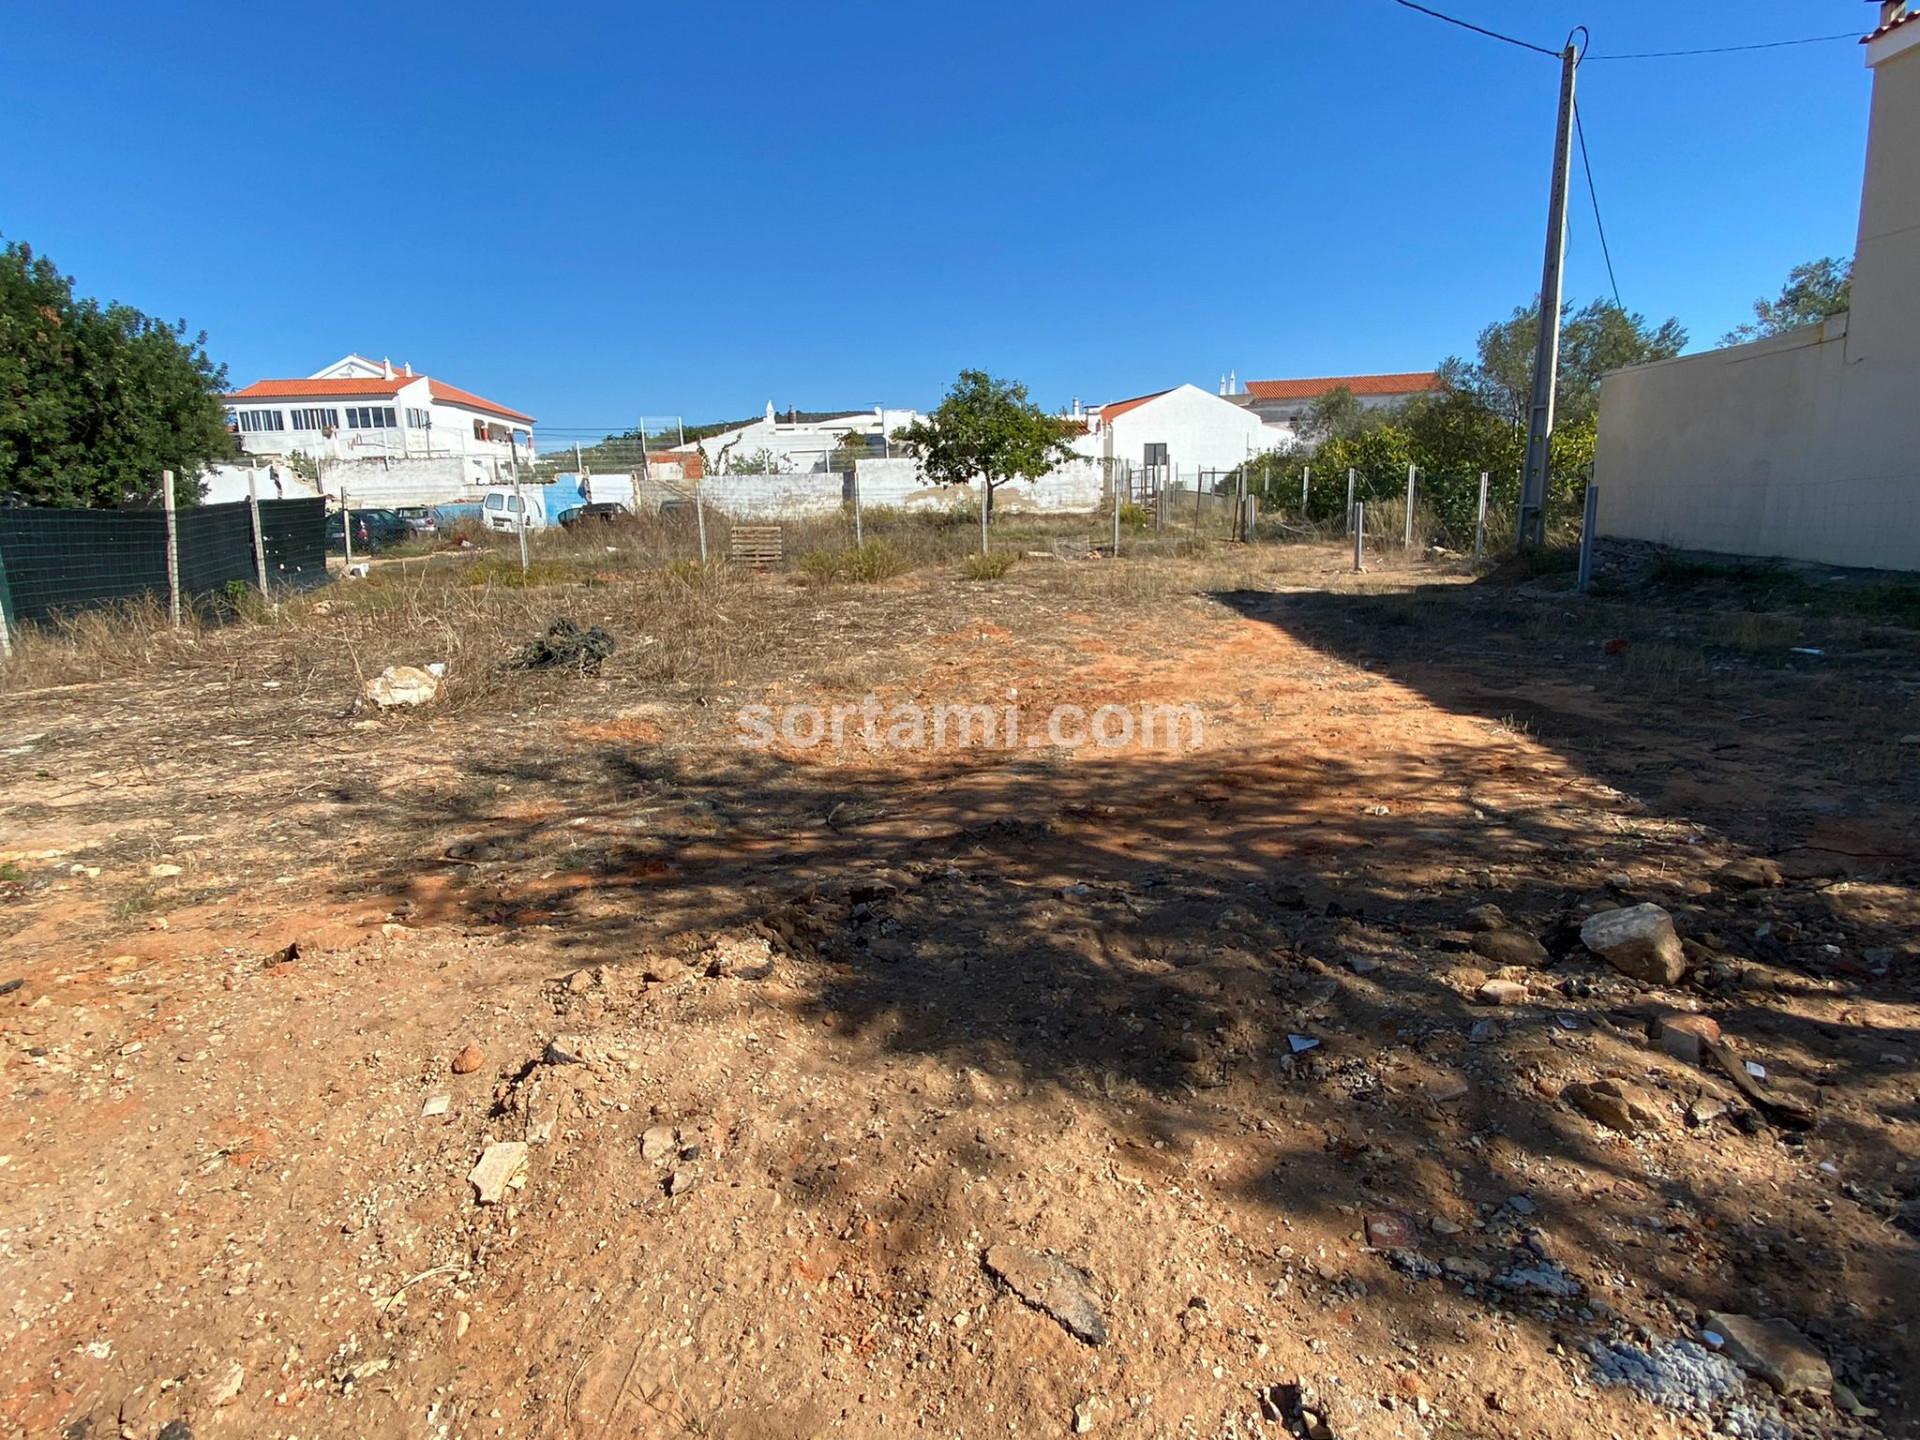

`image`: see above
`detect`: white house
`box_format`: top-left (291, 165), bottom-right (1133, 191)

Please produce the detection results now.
top-left (673, 403), bottom-right (925, 474)
top-left (1072, 383), bottom-right (1276, 483)
top-left (1230, 371), bottom-right (1442, 448)
top-left (224, 355), bottom-right (536, 468)
top-left (1594, 2), bottom-right (1920, 572)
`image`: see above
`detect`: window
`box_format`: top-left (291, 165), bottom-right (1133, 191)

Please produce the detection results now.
top-left (405, 407), bottom-right (432, 430)
top-left (290, 407), bottom-right (339, 431)
top-left (344, 406), bottom-right (396, 429)
top-left (237, 409), bottom-right (285, 433)
top-left (472, 418), bottom-right (488, 441)
top-left (484, 492), bottom-right (505, 511)
top-left (505, 494), bottom-right (524, 512)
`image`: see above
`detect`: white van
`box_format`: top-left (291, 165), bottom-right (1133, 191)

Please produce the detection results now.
top-left (481, 486), bottom-right (564, 532)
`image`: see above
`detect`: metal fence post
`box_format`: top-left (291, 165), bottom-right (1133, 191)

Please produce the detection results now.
top-left (978, 480), bottom-right (989, 556)
top-left (512, 480), bottom-right (530, 573)
top-left (1301, 465), bottom-right (1309, 515)
top-left (246, 468), bottom-right (269, 600)
top-left (1346, 468), bottom-right (1356, 533)
top-left (852, 463), bottom-right (864, 547)
top-left (1577, 479), bottom-right (1599, 594)
top-left (1404, 464), bottom-right (1417, 549)
top-left (1474, 472), bottom-right (1489, 563)
top-left (1352, 502), bottom-right (1365, 572)
top-left (162, 469), bottom-right (181, 628)
top-left (695, 477), bottom-right (710, 564)
top-left (0, 549), bottom-right (12, 663)
top-left (341, 490), bottom-right (354, 572)
top-left (1112, 469), bottom-right (1122, 556)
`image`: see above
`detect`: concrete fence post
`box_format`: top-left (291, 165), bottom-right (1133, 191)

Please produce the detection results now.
top-left (1577, 480), bottom-right (1599, 594)
top-left (852, 464), bottom-right (863, 547)
top-left (1352, 501), bottom-right (1365, 573)
top-left (340, 490), bottom-right (354, 572)
top-left (1346, 468), bottom-right (1356, 533)
top-left (246, 468), bottom-right (269, 599)
top-left (1300, 465), bottom-right (1309, 515)
top-left (0, 548), bottom-right (13, 663)
top-left (1474, 472), bottom-right (1489, 563)
top-left (1112, 468), bottom-right (1122, 556)
top-left (1404, 463), bottom-right (1417, 549)
top-left (162, 469), bottom-right (181, 628)
top-left (978, 480), bottom-right (989, 556)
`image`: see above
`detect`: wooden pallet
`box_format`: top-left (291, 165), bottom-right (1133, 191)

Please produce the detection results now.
top-left (729, 524), bottom-right (784, 568)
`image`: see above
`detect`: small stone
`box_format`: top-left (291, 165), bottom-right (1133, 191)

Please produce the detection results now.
top-left (1476, 978), bottom-right (1527, 1006)
top-left (544, 1034), bottom-right (587, 1065)
top-left (1705, 1313), bottom-right (1832, 1396)
top-left (1443, 1255), bottom-right (1492, 1282)
top-left (1472, 930), bottom-right (1548, 967)
top-left (1430, 1217), bottom-right (1463, 1236)
top-left (421, 1093), bottom-right (451, 1118)
top-left (1365, 1213), bottom-right (1417, 1248)
top-left (704, 933), bottom-right (776, 980)
top-left (1651, 1011), bottom-right (1721, 1065)
top-left (983, 1243), bottom-right (1108, 1345)
top-left (1564, 1077), bottom-right (1667, 1133)
top-left (469, 1141), bottom-right (529, 1204)
top-left (666, 1169), bottom-right (695, 1197)
top-left (455, 1310), bottom-right (472, 1340)
top-left (1462, 903), bottom-right (1507, 932)
top-left (1715, 857), bottom-right (1784, 891)
top-left (1506, 1195), bottom-right (1536, 1215)
top-left (1686, 1095), bottom-right (1727, 1128)
top-left (641, 1125), bottom-right (678, 1162)
top-left (1468, 1019), bottom-right (1497, 1043)
top-left (149, 863), bottom-right (183, 878)
top-left (1073, 1399), bottom-right (1098, 1433)
top-left (1345, 955), bottom-right (1381, 975)
top-left (207, 1361), bottom-right (245, 1407)
top-left (450, 1043), bottom-right (486, 1075)
top-left (566, 968), bottom-right (595, 994)
top-left (1581, 904), bottom-right (1688, 985)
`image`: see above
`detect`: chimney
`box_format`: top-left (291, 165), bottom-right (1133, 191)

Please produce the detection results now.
top-left (1219, 374), bottom-right (1228, 396)
top-left (382, 356), bottom-right (394, 379)
top-left (403, 361), bottom-right (413, 377)
top-left (1229, 370), bottom-right (1238, 395)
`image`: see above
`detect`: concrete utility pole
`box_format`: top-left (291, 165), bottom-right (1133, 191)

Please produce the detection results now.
top-left (1516, 38), bottom-right (1579, 550)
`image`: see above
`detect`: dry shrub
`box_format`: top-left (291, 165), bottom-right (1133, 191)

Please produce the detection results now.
top-left (0, 594), bottom-right (205, 691)
top-left (961, 551), bottom-right (1015, 581)
top-left (797, 540), bottom-right (910, 585)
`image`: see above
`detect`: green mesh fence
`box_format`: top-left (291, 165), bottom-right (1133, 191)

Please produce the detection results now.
top-left (0, 498), bottom-right (326, 625)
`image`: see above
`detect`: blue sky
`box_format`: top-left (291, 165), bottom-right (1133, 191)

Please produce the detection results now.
top-left (1, 1), bottom-right (1872, 434)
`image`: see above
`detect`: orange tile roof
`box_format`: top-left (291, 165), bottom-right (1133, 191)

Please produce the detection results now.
top-left (1243, 371), bottom-right (1441, 402)
top-left (225, 373), bottom-right (535, 424)
top-left (426, 380), bottom-right (534, 424)
top-left (1093, 389), bottom-right (1171, 423)
top-left (227, 376), bottom-right (412, 400)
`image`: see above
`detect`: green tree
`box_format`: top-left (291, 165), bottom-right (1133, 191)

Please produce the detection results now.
top-left (891, 370), bottom-right (1078, 525)
top-left (1439, 298), bottom-right (1686, 430)
top-left (0, 238), bottom-right (234, 507)
top-left (1721, 255), bottom-right (1853, 345)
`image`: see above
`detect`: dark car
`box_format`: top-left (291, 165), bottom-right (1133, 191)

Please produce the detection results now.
top-left (326, 507), bottom-right (412, 553)
top-left (558, 502), bottom-right (632, 529)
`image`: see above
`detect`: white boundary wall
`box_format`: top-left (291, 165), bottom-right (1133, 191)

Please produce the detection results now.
top-left (695, 458), bottom-right (1106, 520)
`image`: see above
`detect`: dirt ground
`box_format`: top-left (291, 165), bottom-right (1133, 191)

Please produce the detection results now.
top-left (2, 541), bottom-right (1917, 1440)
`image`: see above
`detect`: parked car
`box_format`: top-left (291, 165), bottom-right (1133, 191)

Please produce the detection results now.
top-left (325, 507), bottom-right (412, 553)
top-left (393, 505), bottom-right (438, 536)
top-left (558, 502), bottom-right (631, 529)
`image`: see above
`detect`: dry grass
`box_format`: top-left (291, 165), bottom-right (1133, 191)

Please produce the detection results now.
top-left (960, 551), bottom-right (1016, 581)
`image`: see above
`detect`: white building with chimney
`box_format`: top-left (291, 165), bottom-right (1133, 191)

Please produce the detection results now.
top-left (223, 355), bottom-right (535, 468)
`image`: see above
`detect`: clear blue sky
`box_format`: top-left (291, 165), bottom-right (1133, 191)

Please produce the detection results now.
top-left (0, 1), bottom-right (1872, 434)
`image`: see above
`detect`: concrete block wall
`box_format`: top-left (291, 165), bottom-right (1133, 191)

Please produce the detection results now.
top-left (692, 458), bottom-right (1106, 520)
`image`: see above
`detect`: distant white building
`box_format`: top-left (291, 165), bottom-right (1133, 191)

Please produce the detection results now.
top-left (1230, 371), bottom-right (1441, 447)
top-left (674, 403), bottom-right (925, 474)
top-left (223, 354), bottom-right (536, 468)
top-left (1072, 383), bottom-right (1276, 481)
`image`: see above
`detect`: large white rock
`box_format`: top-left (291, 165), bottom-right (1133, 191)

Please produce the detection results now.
top-left (363, 664), bottom-right (441, 709)
top-left (1580, 903), bottom-right (1687, 984)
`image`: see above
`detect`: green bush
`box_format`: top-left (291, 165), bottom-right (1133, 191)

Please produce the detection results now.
top-left (961, 550), bottom-right (1016, 581)
top-left (798, 540), bottom-right (909, 585)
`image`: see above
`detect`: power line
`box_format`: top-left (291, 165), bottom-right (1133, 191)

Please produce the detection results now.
top-left (1586, 32), bottom-right (1858, 60)
top-left (1572, 100), bottom-right (1621, 309)
top-left (1389, 0), bottom-right (1559, 58)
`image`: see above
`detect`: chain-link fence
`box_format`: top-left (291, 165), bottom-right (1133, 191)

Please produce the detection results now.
top-left (0, 498), bottom-right (326, 626)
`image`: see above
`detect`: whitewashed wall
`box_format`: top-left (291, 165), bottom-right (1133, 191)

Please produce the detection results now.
top-left (693, 458), bottom-right (1107, 520)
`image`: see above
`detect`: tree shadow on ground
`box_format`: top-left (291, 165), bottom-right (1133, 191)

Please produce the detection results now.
top-left (328, 571), bottom-right (1920, 1431)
